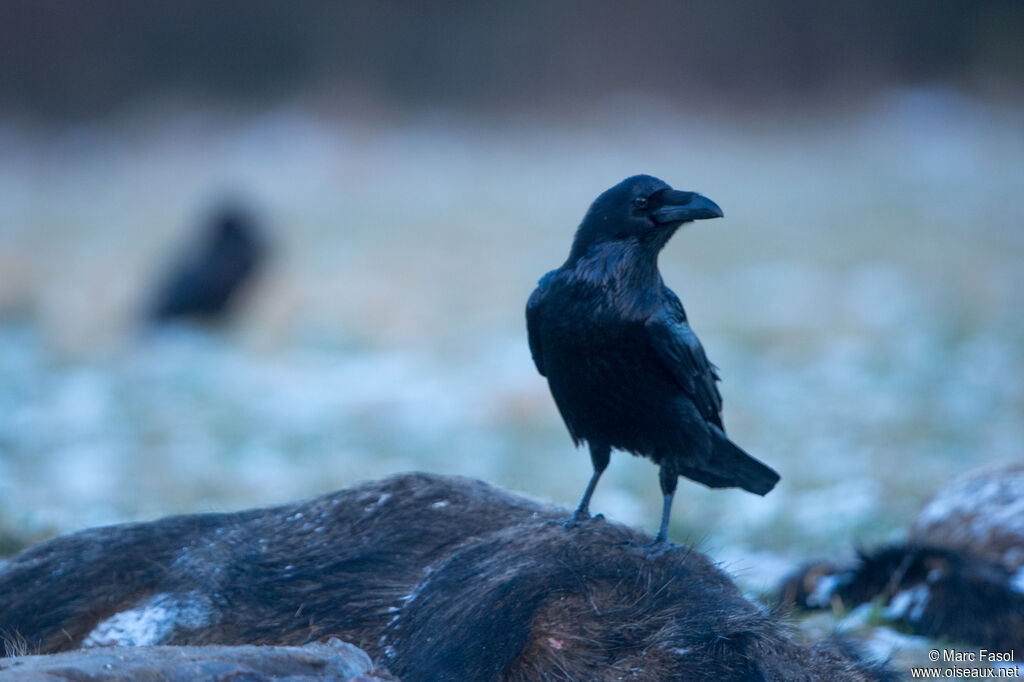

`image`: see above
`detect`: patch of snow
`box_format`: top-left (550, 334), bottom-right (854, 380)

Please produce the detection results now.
top-left (399, 565), bottom-right (435, 606)
top-left (82, 592), bottom-right (209, 648)
top-left (806, 573), bottom-right (842, 608)
top-left (1011, 567), bottom-right (1024, 595)
top-left (884, 584), bottom-right (930, 623)
top-left (364, 493), bottom-right (391, 513)
top-left (862, 626), bottom-right (932, 662)
top-left (837, 603), bottom-right (875, 631)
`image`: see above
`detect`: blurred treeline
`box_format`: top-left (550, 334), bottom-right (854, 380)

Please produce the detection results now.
top-left (2, 0), bottom-right (1022, 121)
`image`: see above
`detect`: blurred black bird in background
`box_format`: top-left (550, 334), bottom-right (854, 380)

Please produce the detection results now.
top-left (146, 203), bottom-right (266, 325)
top-left (526, 175), bottom-right (779, 546)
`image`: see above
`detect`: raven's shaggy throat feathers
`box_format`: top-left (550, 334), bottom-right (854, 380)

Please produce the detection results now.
top-left (566, 241), bottom-right (668, 319)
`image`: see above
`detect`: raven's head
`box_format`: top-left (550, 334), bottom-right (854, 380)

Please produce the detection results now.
top-left (568, 175), bottom-right (722, 262)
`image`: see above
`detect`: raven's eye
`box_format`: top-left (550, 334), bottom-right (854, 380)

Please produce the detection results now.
top-left (633, 196), bottom-right (648, 209)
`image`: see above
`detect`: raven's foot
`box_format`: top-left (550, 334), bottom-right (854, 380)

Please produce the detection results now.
top-left (621, 536), bottom-right (673, 557)
top-left (643, 538), bottom-right (672, 558)
top-left (562, 509), bottom-right (590, 529)
top-left (563, 508), bottom-right (606, 527)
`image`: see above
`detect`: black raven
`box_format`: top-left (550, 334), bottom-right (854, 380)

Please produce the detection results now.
top-left (147, 204), bottom-right (265, 324)
top-left (526, 175), bottom-right (779, 545)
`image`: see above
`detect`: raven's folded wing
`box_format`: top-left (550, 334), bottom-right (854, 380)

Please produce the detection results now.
top-left (645, 289), bottom-right (724, 429)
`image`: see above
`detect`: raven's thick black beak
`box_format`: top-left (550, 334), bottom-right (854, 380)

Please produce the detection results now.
top-left (652, 190), bottom-right (723, 224)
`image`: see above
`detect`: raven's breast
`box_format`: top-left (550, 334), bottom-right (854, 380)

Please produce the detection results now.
top-left (540, 306), bottom-right (689, 457)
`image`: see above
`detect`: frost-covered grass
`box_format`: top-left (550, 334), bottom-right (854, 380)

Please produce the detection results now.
top-left (1, 90), bottom-right (1022, 665)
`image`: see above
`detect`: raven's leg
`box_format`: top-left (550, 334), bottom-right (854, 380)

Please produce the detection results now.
top-left (565, 442), bottom-right (610, 527)
top-left (651, 460), bottom-right (679, 546)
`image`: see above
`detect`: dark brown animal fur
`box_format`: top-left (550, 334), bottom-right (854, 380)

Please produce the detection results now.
top-left (778, 545), bottom-right (1024, 650)
top-left (1, 473), bottom-right (891, 681)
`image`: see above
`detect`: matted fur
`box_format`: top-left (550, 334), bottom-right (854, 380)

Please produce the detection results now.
top-left (1, 473), bottom-right (891, 680)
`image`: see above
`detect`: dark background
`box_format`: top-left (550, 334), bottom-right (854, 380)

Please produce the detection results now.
top-left (3, 1), bottom-right (1023, 120)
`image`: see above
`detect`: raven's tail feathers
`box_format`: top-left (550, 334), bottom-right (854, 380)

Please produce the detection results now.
top-left (701, 427), bottom-right (780, 495)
